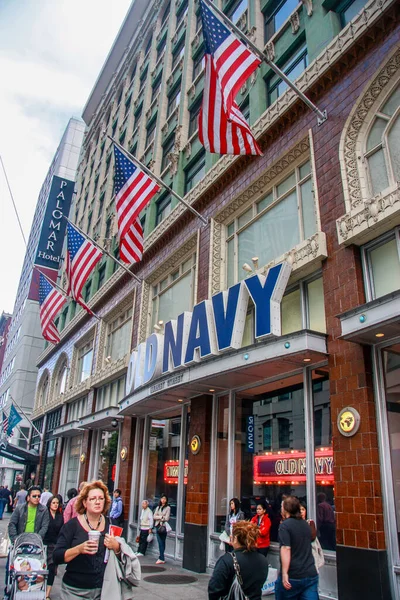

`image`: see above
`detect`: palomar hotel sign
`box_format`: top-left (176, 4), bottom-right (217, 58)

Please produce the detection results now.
top-left (34, 176), bottom-right (74, 272)
top-left (126, 261), bottom-right (292, 395)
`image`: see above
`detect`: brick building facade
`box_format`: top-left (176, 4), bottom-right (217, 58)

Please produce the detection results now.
top-left (31, 0), bottom-right (400, 598)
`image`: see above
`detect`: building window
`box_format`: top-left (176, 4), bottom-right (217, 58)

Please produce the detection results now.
top-left (188, 98), bottom-right (202, 137)
top-left (83, 282), bottom-right (91, 303)
top-left (151, 78), bottom-right (162, 103)
top-left (139, 68), bottom-right (148, 94)
top-left (362, 229), bottom-right (400, 301)
top-left (105, 307), bottom-right (133, 361)
top-left (144, 35), bottom-right (152, 58)
top-left (192, 52), bottom-right (205, 81)
top-left (155, 194), bottom-right (172, 225)
top-left (157, 37), bottom-right (167, 61)
top-left (39, 374), bottom-right (49, 406)
top-left (264, 0), bottom-right (299, 41)
top-left (150, 252), bottom-right (196, 329)
top-left (56, 361), bottom-right (68, 395)
top-left (267, 45), bottom-right (308, 105)
top-left (145, 121), bottom-right (157, 148)
top-left (363, 83), bottom-right (400, 197)
top-left (227, 0), bottom-right (247, 26)
top-left (172, 41), bottom-right (185, 71)
top-left (161, 1), bottom-right (170, 24)
top-left (134, 108), bottom-right (142, 131)
top-left (161, 137), bottom-right (175, 172)
top-left (167, 86), bottom-right (181, 117)
top-left (240, 96), bottom-right (250, 121)
top-left (130, 65), bottom-right (137, 83)
top-left (98, 264), bottom-right (106, 290)
top-left (176, 1), bottom-right (188, 27)
top-left (184, 153), bottom-right (206, 193)
top-left (105, 217), bottom-right (113, 240)
top-left (68, 397), bottom-right (87, 422)
top-left (96, 376), bottom-right (126, 411)
top-left (339, 0), bottom-right (367, 26)
top-left (226, 159), bottom-right (317, 284)
top-left (77, 342), bottom-right (93, 382)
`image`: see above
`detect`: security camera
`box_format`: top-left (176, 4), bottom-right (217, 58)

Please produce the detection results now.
top-left (111, 419), bottom-right (118, 428)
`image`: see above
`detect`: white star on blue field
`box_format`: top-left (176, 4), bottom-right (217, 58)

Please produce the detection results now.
top-left (113, 146), bottom-right (138, 194)
top-left (67, 223), bottom-right (86, 259)
top-left (200, 0), bottom-right (230, 55)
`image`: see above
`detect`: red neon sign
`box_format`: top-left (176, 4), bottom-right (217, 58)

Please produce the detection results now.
top-left (253, 448), bottom-right (334, 485)
top-left (163, 460), bottom-right (188, 485)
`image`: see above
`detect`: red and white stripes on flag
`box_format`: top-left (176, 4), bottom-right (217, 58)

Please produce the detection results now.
top-left (198, 0), bottom-right (262, 156)
top-left (66, 222), bottom-right (103, 316)
top-left (113, 145), bottom-right (160, 265)
top-left (199, 56), bottom-right (262, 156)
top-left (38, 273), bottom-right (67, 344)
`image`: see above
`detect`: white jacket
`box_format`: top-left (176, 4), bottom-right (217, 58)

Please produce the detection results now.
top-left (101, 537), bottom-right (141, 600)
top-left (139, 507), bottom-right (154, 530)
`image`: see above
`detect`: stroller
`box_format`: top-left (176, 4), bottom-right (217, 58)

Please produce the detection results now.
top-left (6, 533), bottom-right (48, 600)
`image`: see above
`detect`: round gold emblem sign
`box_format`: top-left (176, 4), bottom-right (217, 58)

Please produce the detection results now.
top-left (80, 453), bottom-right (86, 464)
top-left (190, 435), bottom-right (201, 455)
top-left (120, 446), bottom-right (128, 461)
top-left (337, 407), bottom-right (360, 437)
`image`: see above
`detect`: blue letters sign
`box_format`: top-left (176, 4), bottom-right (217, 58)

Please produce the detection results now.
top-left (246, 416), bottom-right (255, 453)
top-left (126, 261), bottom-right (292, 396)
top-left (34, 176), bottom-right (74, 272)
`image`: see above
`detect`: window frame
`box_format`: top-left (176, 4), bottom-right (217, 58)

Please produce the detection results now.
top-left (155, 193), bottom-right (172, 225)
top-left (77, 341), bottom-right (94, 383)
top-left (184, 152), bottom-right (206, 193)
top-left (361, 228), bottom-right (400, 302)
top-left (105, 307), bottom-right (133, 362)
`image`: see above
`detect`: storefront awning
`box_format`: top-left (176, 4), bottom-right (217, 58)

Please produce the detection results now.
top-left (78, 406), bottom-right (122, 431)
top-left (53, 419), bottom-right (84, 438)
top-left (339, 289), bottom-right (400, 345)
top-left (0, 442), bottom-right (39, 465)
top-left (119, 330), bottom-right (327, 417)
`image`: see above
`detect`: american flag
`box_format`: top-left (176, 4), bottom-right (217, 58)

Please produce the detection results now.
top-left (2, 412), bottom-right (8, 435)
top-left (113, 145), bottom-right (160, 264)
top-left (66, 223), bottom-right (103, 315)
top-left (198, 0), bottom-right (262, 156)
top-left (38, 273), bottom-right (66, 344)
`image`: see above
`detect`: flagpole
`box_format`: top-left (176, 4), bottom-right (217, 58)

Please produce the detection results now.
top-left (64, 216), bottom-right (142, 285)
top-left (107, 135), bottom-right (209, 227)
top-left (202, 0), bottom-right (327, 125)
top-left (8, 397), bottom-right (43, 439)
top-left (35, 267), bottom-right (101, 322)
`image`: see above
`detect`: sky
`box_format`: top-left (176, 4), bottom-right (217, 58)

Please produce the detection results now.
top-left (0, 0), bottom-right (132, 314)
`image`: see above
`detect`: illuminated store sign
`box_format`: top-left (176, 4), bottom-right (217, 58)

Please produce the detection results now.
top-left (164, 460), bottom-right (188, 484)
top-left (253, 448), bottom-right (334, 485)
top-left (126, 261), bottom-right (291, 395)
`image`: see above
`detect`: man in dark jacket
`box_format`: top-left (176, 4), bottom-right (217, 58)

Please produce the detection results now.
top-left (0, 486), bottom-right (12, 519)
top-left (8, 486), bottom-right (50, 543)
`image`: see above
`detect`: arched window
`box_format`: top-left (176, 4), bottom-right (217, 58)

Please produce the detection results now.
top-left (39, 374), bottom-right (49, 406)
top-left (56, 360), bottom-right (68, 395)
top-left (364, 84), bottom-right (400, 197)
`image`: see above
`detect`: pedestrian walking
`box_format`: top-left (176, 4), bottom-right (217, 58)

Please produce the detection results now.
top-left (136, 499), bottom-right (153, 556)
top-left (53, 480), bottom-right (121, 600)
top-left (208, 520), bottom-right (269, 600)
top-left (224, 497), bottom-right (245, 552)
top-left (13, 484), bottom-right (27, 508)
top-left (40, 485), bottom-right (53, 506)
top-left (316, 493), bottom-right (336, 551)
top-left (44, 496), bottom-right (64, 599)
top-left (0, 486), bottom-right (12, 519)
top-left (275, 496), bottom-right (319, 600)
top-left (63, 482), bottom-right (87, 523)
top-left (109, 489), bottom-right (124, 525)
top-left (153, 494), bottom-right (170, 564)
top-left (63, 488), bottom-right (77, 511)
top-left (251, 500), bottom-right (271, 557)
top-left (8, 486), bottom-right (50, 542)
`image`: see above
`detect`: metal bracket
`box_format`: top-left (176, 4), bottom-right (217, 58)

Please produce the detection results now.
top-left (317, 110), bottom-right (328, 126)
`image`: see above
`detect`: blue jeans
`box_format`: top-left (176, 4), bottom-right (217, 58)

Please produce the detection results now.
top-left (275, 575), bottom-right (319, 600)
top-left (0, 498), bottom-right (7, 519)
top-left (156, 529), bottom-right (167, 561)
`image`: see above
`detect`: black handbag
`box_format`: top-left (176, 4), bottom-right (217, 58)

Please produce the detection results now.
top-left (223, 553), bottom-right (249, 600)
top-left (157, 524), bottom-right (167, 534)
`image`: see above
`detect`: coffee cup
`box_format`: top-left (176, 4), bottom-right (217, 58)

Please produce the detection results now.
top-left (88, 530), bottom-right (101, 550)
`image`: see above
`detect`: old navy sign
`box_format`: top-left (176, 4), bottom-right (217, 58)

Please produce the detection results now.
top-left (126, 261), bottom-right (292, 395)
top-left (34, 176), bottom-right (74, 272)
top-left (246, 416), bottom-right (255, 453)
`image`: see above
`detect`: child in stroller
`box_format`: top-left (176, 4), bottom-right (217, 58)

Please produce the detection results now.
top-left (7, 533), bottom-right (48, 600)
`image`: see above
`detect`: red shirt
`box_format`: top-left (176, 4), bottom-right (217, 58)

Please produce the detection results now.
top-left (251, 513), bottom-right (271, 548)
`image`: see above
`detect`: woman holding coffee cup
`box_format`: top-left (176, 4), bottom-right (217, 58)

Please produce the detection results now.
top-left (54, 480), bottom-right (121, 600)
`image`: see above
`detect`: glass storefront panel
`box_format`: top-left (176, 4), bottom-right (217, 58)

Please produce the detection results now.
top-left (234, 383), bottom-right (306, 542)
top-left (42, 439), bottom-right (57, 490)
top-left (313, 372), bottom-right (336, 550)
top-left (145, 416), bottom-right (181, 531)
top-left (214, 396), bottom-right (229, 533)
top-left (65, 435), bottom-right (83, 492)
top-left (383, 348), bottom-right (400, 547)
top-left (98, 431), bottom-right (119, 494)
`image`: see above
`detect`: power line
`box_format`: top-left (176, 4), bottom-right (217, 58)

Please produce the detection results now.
top-left (0, 155), bottom-right (27, 248)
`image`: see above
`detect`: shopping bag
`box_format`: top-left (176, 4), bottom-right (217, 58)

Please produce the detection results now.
top-left (147, 532), bottom-right (154, 543)
top-left (0, 532), bottom-right (10, 558)
top-left (165, 522), bottom-right (172, 533)
top-left (312, 537), bottom-right (325, 571)
top-left (261, 567), bottom-right (277, 596)
top-left (219, 530), bottom-right (230, 544)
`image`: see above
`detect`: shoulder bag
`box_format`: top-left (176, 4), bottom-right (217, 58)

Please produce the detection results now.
top-left (222, 553), bottom-right (249, 600)
top-left (311, 537), bottom-right (325, 571)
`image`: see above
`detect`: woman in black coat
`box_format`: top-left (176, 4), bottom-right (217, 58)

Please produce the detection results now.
top-left (44, 496), bottom-right (64, 599)
top-left (209, 521), bottom-right (269, 600)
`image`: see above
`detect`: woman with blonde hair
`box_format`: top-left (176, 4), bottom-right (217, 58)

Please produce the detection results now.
top-left (54, 480), bottom-right (121, 600)
top-left (208, 521), bottom-right (269, 600)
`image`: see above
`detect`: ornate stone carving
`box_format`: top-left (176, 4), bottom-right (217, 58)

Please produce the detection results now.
top-left (174, 125), bottom-right (182, 152)
top-left (301, 0), bottom-right (313, 16)
top-left (183, 141), bottom-right (192, 159)
top-left (265, 42), bottom-right (275, 62)
top-left (290, 11), bottom-right (300, 34)
top-left (148, 159), bottom-right (155, 171)
top-left (162, 122), bottom-right (169, 134)
top-left (250, 69), bottom-right (258, 85)
top-left (192, 31), bottom-right (201, 49)
top-left (240, 82), bottom-right (247, 95)
top-left (237, 10), bottom-right (247, 32)
top-left (188, 83), bottom-right (196, 99)
top-left (168, 152), bottom-right (179, 175)
top-left (210, 220), bottom-right (223, 296)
